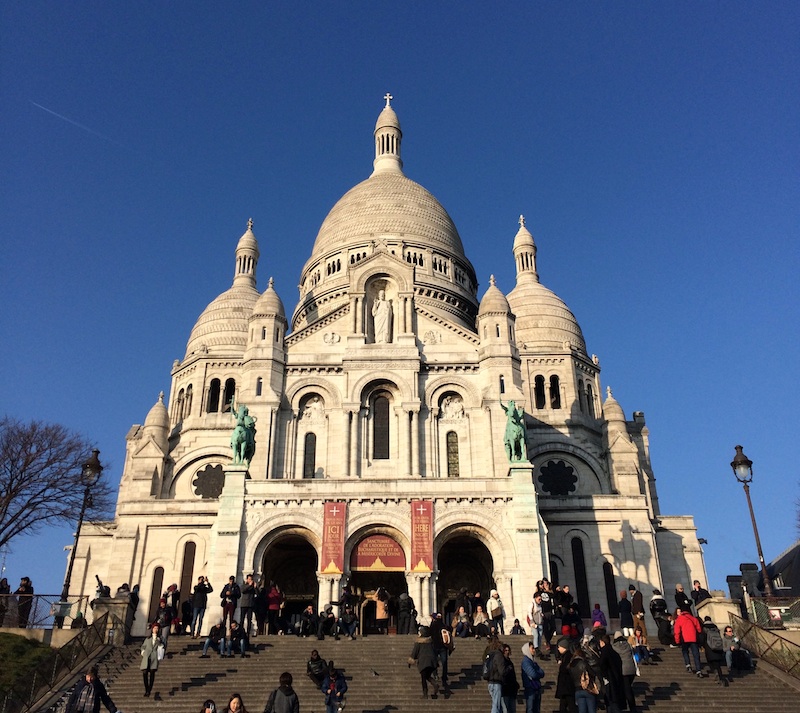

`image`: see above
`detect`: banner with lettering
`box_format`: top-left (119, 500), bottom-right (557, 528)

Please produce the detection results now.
top-left (410, 499), bottom-right (434, 572)
top-left (321, 501), bottom-right (347, 574)
top-left (350, 534), bottom-right (406, 571)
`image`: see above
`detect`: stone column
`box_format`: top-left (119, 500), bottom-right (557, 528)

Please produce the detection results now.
top-left (266, 407), bottom-right (278, 479)
top-left (411, 409), bottom-right (420, 477)
top-left (349, 409), bottom-right (359, 477)
top-left (209, 464), bottom-right (248, 590)
top-left (430, 407), bottom-right (440, 478)
top-left (342, 410), bottom-right (351, 477)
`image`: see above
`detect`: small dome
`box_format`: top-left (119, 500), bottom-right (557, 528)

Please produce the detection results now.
top-left (251, 277), bottom-right (286, 319)
top-left (507, 279), bottom-right (586, 353)
top-left (478, 275), bottom-right (511, 316)
top-left (236, 220), bottom-right (259, 254)
top-left (185, 284), bottom-right (260, 358)
top-left (144, 392), bottom-right (169, 430)
top-left (513, 219), bottom-right (535, 251)
top-left (375, 105), bottom-right (401, 132)
top-left (603, 387), bottom-right (626, 424)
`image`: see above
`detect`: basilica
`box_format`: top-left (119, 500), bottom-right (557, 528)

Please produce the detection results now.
top-left (73, 98), bottom-right (706, 635)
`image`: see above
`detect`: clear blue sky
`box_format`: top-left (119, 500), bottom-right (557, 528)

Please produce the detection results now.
top-left (2, 2), bottom-right (798, 598)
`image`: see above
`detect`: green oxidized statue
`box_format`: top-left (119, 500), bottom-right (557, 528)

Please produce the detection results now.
top-left (230, 400), bottom-right (257, 466)
top-left (501, 399), bottom-right (528, 462)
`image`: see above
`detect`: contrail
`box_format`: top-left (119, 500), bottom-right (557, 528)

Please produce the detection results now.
top-left (30, 101), bottom-right (126, 147)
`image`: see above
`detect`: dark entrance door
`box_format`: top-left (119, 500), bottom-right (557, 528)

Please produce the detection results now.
top-left (261, 535), bottom-right (318, 632)
top-left (348, 571), bottom-right (408, 635)
top-left (436, 535), bottom-right (494, 622)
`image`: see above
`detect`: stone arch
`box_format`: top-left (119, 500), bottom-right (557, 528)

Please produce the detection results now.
top-left (168, 450), bottom-right (230, 499)
top-left (354, 265), bottom-right (412, 294)
top-left (425, 375), bottom-right (482, 409)
top-left (432, 517), bottom-right (516, 572)
top-left (285, 377), bottom-right (342, 410)
top-left (344, 520), bottom-right (411, 567)
top-left (351, 373), bottom-right (413, 405)
top-left (246, 517), bottom-right (322, 574)
top-left (530, 443), bottom-right (605, 496)
top-left (172, 531), bottom-right (209, 574)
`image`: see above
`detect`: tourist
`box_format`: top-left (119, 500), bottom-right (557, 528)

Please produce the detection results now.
top-left (649, 588), bottom-right (671, 645)
top-left (536, 581), bottom-right (556, 654)
top-left (429, 611), bottom-right (452, 697)
top-left (396, 592), bottom-right (415, 635)
top-left (701, 616), bottom-right (727, 685)
top-left (528, 592), bottom-right (547, 658)
top-left (239, 575), bottom-right (256, 637)
top-left (628, 625), bottom-right (651, 665)
top-left (722, 625), bottom-right (753, 673)
top-left (0, 577), bottom-right (10, 626)
top-left (568, 645), bottom-right (599, 713)
top-left (317, 603), bottom-right (339, 640)
top-left (473, 605), bottom-right (490, 638)
top-left (298, 604), bottom-right (317, 638)
top-left (223, 693), bottom-right (248, 713)
top-left (370, 587), bottom-right (390, 634)
top-left (266, 581), bottom-right (283, 635)
top-left (454, 605), bottom-right (473, 637)
top-left (140, 622), bottom-right (164, 697)
top-left (320, 661), bottom-right (347, 713)
top-left (153, 597), bottom-right (175, 650)
top-left (499, 643), bottom-right (520, 713)
top-left (487, 589), bottom-right (506, 635)
top-left (674, 607), bottom-right (705, 677)
top-left (220, 576), bottom-right (241, 628)
top-left (628, 584), bottom-right (648, 637)
top-left (692, 580), bottom-right (712, 609)
top-left (307, 649), bottom-right (327, 687)
top-left (263, 672), bottom-right (299, 713)
top-left (338, 603), bottom-right (358, 640)
top-left (554, 637), bottom-right (576, 713)
top-left (484, 635), bottom-right (506, 713)
top-left (200, 620), bottom-right (227, 657)
top-left (597, 634), bottom-right (624, 713)
top-left (224, 620), bottom-right (249, 658)
top-left (191, 576), bottom-right (214, 638)
top-left (409, 624), bottom-right (439, 699)
top-left (674, 583), bottom-right (692, 613)
top-left (199, 700), bottom-right (217, 713)
top-left (611, 631), bottom-right (639, 712)
top-left (590, 603), bottom-right (607, 629)
top-left (65, 666), bottom-right (118, 713)
top-left (618, 591), bottom-right (633, 637)
top-left (510, 618), bottom-right (526, 635)
top-left (16, 577), bottom-right (34, 628)
top-left (520, 640), bottom-right (545, 713)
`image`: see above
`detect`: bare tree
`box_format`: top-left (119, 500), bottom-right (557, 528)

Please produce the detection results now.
top-left (0, 417), bottom-right (114, 551)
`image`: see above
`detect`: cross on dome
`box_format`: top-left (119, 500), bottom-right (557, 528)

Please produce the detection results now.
top-left (384, 92), bottom-right (393, 107)
top-left (247, 217), bottom-right (254, 230)
top-left (519, 215), bottom-right (526, 227)
top-left (489, 274), bottom-right (496, 286)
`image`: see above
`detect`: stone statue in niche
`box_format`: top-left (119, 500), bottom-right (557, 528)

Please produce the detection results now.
top-left (301, 396), bottom-right (324, 421)
top-left (371, 289), bottom-right (393, 343)
top-left (440, 395), bottom-right (464, 420)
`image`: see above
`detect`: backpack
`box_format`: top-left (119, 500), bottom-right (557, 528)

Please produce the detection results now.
top-left (580, 668), bottom-right (599, 695)
top-left (705, 625), bottom-right (724, 651)
top-left (482, 652), bottom-right (493, 680)
top-left (441, 628), bottom-right (455, 652)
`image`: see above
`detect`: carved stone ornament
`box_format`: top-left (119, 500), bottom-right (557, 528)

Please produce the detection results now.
top-left (439, 395), bottom-right (465, 420)
top-left (423, 330), bottom-right (441, 344)
top-left (537, 459), bottom-right (577, 497)
top-left (192, 464), bottom-right (225, 499)
top-left (323, 332), bottom-right (341, 345)
top-left (300, 396), bottom-right (325, 422)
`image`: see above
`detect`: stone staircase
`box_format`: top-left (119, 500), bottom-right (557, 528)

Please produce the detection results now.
top-left (66, 634), bottom-right (798, 713)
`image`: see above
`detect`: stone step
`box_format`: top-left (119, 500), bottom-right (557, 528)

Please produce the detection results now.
top-left (84, 635), bottom-right (798, 713)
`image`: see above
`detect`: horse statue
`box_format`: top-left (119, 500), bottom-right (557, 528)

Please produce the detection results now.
top-left (501, 400), bottom-right (528, 463)
top-left (230, 401), bottom-right (257, 466)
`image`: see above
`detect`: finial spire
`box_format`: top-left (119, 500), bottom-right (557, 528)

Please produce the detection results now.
top-left (158, 390), bottom-right (164, 402)
top-left (384, 92), bottom-right (393, 107)
top-left (268, 276), bottom-right (274, 289)
top-left (519, 214), bottom-right (525, 228)
top-left (489, 274), bottom-right (496, 287)
top-left (247, 217), bottom-right (254, 231)
top-left (606, 386), bottom-right (613, 398)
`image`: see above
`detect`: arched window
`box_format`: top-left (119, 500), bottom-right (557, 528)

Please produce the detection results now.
top-left (549, 560), bottom-right (560, 588)
top-left (222, 378), bottom-right (236, 412)
top-left (148, 566), bottom-right (164, 623)
top-left (499, 375), bottom-right (506, 394)
top-left (303, 432), bottom-right (317, 478)
top-left (373, 394), bottom-right (390, 460)
top-left (577, 379), bottom-right (585, 413)
top-left (446, 431), bottom-right (459, 478)
top-left (586, 383), bottom-right (595, 418)
top-left (534, 375), bottom-right (546, 409)
top-left (175, 389), bottom-right (185, 421)
top-left (571, 538), bottom-right (590, 614)
top-left (603, 562), bottom-right (620, 618)
top-left (549, 376), bottom-right (561, 409)
top-left (495, 324), bottom-right (501, 338)
top-left (256, 377), bottom-right (263, 397)
top-left (179, 542), bottom-right (196, 606)
top-left (185, 384), bottom-right (193, 417)
top-left (262, 326), bottom-right (267, 340)
top-left (207, 379), bottom-right (221, 413)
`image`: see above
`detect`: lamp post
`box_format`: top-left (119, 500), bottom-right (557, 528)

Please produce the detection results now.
top-left (730, 445), bottom-right (774, 597)
top-left (54, 449), bottom-right (103, 628)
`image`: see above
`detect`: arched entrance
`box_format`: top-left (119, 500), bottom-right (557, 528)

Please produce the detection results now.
top-left (436, 534), bottom-right (494, 620)
top-left (347, 533), bottom-right (408, 634)
top-left (261, 533), bottom-right (318, 630)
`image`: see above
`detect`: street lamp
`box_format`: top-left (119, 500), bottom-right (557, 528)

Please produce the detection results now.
top-left (730, 445), bottom-right (774, 597)
top-left (54, 449), bottom-right (103, 628)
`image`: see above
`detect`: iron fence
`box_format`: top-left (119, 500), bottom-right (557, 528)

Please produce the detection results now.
top-left (0, 612), bottom-right (108, 713)
top-left (748, 596), bottom-right (800, 629)
top-left (729, 612), bottom-right (800, 680)
top-left (0, 595), bottom-right (90, 630)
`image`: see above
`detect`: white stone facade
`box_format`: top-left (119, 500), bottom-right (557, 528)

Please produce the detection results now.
top-left (71, 100), bottom-right (705, 636)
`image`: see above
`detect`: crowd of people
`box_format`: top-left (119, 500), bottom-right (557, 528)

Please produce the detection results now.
top-left (0, 576), bottom-right (35, 628)
top-left (60, 571), bottom-right (756, 713)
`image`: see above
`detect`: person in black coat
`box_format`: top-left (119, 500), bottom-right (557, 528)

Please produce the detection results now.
top-left (410, 625), bottom-right (440, 699)
top-left (65, 666), bottom-right (118, 713)
top-left (597, 636), bottom-right (625, 713)
top-left (618, 590), bottom-right (633, 636)
top-left (702, 617), bottom-right (728, 685)
top-left (554, 638), bottom-right (577, 713)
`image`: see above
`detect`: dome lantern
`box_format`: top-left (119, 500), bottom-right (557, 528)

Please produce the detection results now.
top-left (372, 93), bottom-right (403, 175)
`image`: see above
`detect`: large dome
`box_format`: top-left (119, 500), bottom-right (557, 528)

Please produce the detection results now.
top-left (308, 171), bottom-right (467, 262)
top-left (185, 284), bottom-right (260, 358)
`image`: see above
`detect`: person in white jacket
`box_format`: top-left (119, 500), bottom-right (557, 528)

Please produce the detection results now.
top-left (487, 589), bottom-right (506, 635)
top-left (526, 593), bottom-right (548, 659)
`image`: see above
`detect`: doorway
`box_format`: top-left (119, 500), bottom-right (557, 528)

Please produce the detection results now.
top-left (436, 535), bottom-right (494, 621)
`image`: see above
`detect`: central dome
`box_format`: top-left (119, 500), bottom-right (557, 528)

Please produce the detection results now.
top-left (308, 171), bottom-right (466, 261)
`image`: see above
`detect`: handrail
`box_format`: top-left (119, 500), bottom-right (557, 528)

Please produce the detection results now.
top-left (729, 612), bottom-right (800, 680)
top-left (0, 612), bottom-right (108, 713)
top-left (0, 595), bottom-right (90, 630)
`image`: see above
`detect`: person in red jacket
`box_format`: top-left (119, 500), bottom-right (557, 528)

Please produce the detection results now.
top-left (674, 607), bottom-right (705, 677)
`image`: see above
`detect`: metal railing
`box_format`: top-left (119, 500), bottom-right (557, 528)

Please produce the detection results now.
top-left (729, 612), bottom-right (800, 680)
top-left (0, 611), bottom-right (108, 713)
top-left (0, 595), bottom-right (90, 630)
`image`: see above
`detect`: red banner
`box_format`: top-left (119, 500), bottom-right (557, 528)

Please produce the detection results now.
top-left (321, 501), bottom-right (347, 574)
top-left (350, 535), bottom-right (406, 571)
top-left (410, 500), bottom-right (434, 572)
